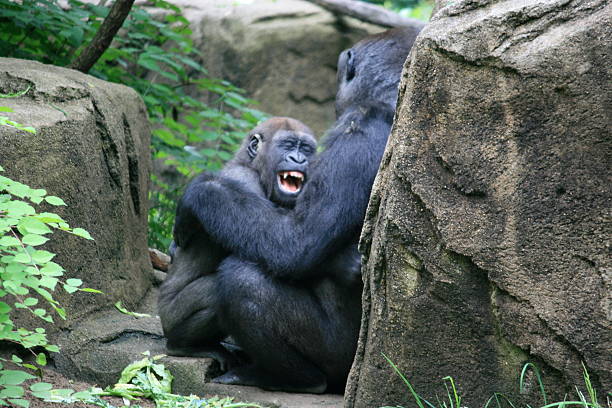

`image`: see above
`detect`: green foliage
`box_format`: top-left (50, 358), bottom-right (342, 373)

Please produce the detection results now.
top-left (364, 0), bottom-right (434, 21)
top-left (31, 352), bottom-right (264, 408)
top-left (381, 355), bottom-right (607, 408)
top-left (0, 112), bottom-right (100, 407)
top-left (0, 115), bottom-right (100, 407)
top-left (0, 0), bottom-right (267, 250)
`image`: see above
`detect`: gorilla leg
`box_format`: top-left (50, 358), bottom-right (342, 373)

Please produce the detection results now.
top-left (158, 237), bottom-right (237, 369)
top-left (214, 257), bottom-right (329, 393)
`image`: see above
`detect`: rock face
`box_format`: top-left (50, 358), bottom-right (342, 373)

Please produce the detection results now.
top-left (0, 58), bottom-right (152, 330)
top-left (346, 1), bottom-right (611, 406)
top-left (169, 0), bottom-right (382, 136)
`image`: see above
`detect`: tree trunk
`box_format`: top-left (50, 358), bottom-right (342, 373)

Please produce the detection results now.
top-left (69, 0), bottom-right (135, 73)
top-left (306, 0), bottom-right (424, 28)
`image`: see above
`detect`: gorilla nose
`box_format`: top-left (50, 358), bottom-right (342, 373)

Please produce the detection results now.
top-left (288, 152), bottom-right (306, 164)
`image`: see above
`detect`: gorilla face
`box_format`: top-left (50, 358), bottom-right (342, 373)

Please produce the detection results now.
top-left (247, 118), bottom-right (317, 208)
top-left (335, 26), bottom-right (424, 118)
top-left (270, 130), bottom-right (316, 206)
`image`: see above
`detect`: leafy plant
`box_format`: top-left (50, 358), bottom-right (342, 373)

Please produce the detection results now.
top-left (30, 352), bottom-right (264, 408)
top-left (364, 0), bottom-right (434, 20)
top-left (0, 113), bottom-right (98, 407)
top-left (0, 0), bottom-right (267, 250)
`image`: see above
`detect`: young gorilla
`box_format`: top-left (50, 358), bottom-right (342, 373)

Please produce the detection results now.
top-left (158, 117), bottom-right (317, 368)
top-left (173, 27), bottom-right (423, 393)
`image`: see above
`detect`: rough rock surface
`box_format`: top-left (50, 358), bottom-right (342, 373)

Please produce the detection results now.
top-left (346, 0), bottom-right (611, 406)
top-left (0, 58), bottom-right (152, 330)
top-left (168, 0), bottom-right (382, 135)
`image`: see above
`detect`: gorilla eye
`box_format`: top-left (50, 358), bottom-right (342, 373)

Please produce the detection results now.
top-left (345, 50), bottom-right (356, 82)
top-left (301, 145), bottom-right (314, 155)
top-left (247, 133), bottom-right (262, 159)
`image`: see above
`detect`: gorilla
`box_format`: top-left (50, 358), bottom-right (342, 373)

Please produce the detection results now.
top-left (172, 27), bottom-right (423, 393)
top-left (158, 117), bottom-right (317, 367)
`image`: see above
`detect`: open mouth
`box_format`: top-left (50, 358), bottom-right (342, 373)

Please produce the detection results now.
top-left (278, 171), bottom-right (305, 194)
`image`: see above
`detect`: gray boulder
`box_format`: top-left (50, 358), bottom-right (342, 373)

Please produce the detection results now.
top-left (0, 58), bottom-right (152, 331)
top-left (170, 0), bottom-right (382, 135)
top-left (346, 0), bottom-right (611, 406)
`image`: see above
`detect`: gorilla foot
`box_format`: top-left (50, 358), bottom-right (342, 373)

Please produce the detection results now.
top-left (166, 344), bottom-right (240, 372)
top-left (212, 366), bottom-right (327, 394)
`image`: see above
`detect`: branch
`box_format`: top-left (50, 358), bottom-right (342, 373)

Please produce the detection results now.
top-left (68, 0), bottom-right (135, 73)
top-left (306, 0), bottom-right (425, 28)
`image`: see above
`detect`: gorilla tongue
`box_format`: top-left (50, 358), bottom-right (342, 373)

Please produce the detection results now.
top-left (278, 171), bottom-right (304, 193)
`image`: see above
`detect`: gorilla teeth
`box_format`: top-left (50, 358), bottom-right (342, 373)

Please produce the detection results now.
top-left (278, 171), bottom-right (304, 193)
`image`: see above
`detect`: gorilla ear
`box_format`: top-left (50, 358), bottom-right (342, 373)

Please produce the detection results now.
top-left (345, 50), bottom-right (356, 82)
top-left (247, 133), bottom-right (262, 159)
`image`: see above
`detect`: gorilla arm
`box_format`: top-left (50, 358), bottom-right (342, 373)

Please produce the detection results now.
top-left (174, 107), bottom-right (392, 279)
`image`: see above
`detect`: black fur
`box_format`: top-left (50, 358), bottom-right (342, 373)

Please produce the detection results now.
top-left (159, 118), bottom-right (316, 369)
top-left (170, 27), bottom-right (422, 393)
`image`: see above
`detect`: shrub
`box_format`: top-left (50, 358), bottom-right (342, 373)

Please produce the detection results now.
top-left (0, 109), bottom-right (98, 407)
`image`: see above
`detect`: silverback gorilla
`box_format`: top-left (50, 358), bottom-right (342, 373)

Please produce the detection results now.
top-left (169, 27), bottom-right (423, 393)
top-left (159, 117), bottom-right (317, 368)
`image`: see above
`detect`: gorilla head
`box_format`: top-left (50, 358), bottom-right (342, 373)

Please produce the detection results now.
top-left (335, 26), bottom-right (424, 117)
top-left (236, 117), bottom-right (317, 208)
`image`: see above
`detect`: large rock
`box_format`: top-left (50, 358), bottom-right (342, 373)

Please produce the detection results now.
top-left (170, 0), bottom-right (382, 135)
top-left (346, 0), bottom-right (611, 406)
top-left (0, 58), bottom-right (152, 331)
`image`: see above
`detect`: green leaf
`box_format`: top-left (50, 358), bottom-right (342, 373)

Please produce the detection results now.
top-left (71, 228), bottom-right (93, 240)
top-left (80, 288), bottom-right (103, 294)
top-left (31, 250), bottom-right (54, 264)
top-left (21, 234), bottom-right (49, 246)
top-left (39, 263), bottom-right (63, 276)
top-left (4, 201), bottom-right (35, 216)
top-left (35, 353), bottom-right (47, 366)
top-left (0, 302), bottom-right (11, 314)
top-left (44, 345), bottom-right (59, 353)
top-left (13, 252), bottom-right (32, 264)
top-left (33, 308), bottom-right (46, 317)
top-left (7, 398), bottom-right (29, 408)
top-left (0, 370), bottom-right (35, 385)
top-left (35, 212), bottom-right (65, 223)
top-left (71, 390), bottom-right (93, 399)
top-left (29, 382), bottom-right (53, 392)
top-left (23, 297), bottom-right (38, 306)
top-left (28, 189), bottom-right (46, 198)
top-left (0, 385), bottom-right (24, 398)
top-left (39, 277), bottom-right (58, 290)
top-left (63, 284), bottom-right (78, 294)
top-left (114, 301), bottom-right (151, 318)
top-left (30, 389), bottom-right (51, 399)
top-left (17, 218), bottom-right (51, 235)
top-left (44, 196), bottom-right (66, 206)
top-left (0, 236), bottom-right (21, 247)
top-left (65, 278), bottom-right (82, 287)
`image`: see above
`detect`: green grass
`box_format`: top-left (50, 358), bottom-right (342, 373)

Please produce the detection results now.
top-left (382, 354), bottom-right (608, 408)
